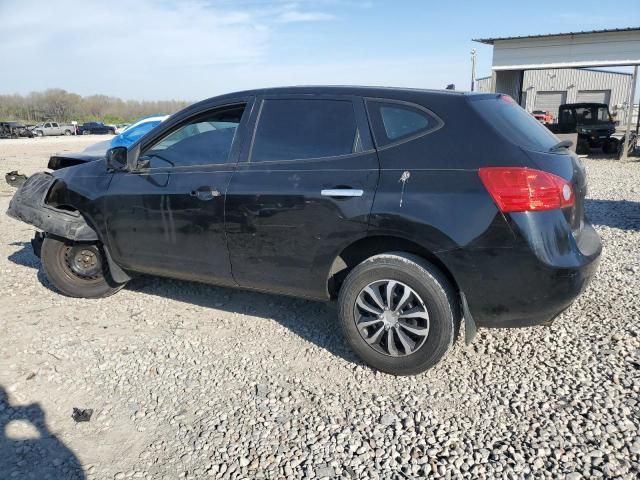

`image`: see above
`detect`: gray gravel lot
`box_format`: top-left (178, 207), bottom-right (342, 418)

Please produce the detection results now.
top-left (0, 137), bottom-right (639, 479)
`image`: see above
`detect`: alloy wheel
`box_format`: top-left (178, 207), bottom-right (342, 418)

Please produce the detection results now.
top-left (354, 279), bottom-right (430, 357)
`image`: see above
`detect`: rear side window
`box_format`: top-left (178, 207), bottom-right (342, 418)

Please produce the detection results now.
top-left (251, 99), bottom-right (361, 162)
top-left (366, 100), bottom-right (442, 148)
top-left (469, 95), bottom-right (559, 152)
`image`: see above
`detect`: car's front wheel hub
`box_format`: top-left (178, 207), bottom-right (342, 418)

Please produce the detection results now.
top-left (65, 245), bottom-right (102, 279)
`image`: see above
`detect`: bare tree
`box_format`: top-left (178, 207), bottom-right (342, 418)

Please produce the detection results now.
top-left (0, 89), bottom-right (190, 124)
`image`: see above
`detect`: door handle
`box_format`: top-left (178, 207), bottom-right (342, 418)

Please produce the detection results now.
top-left (321, 188), bottom-right (364, 198)
top-left (190, 187), bottom-right (221, 201)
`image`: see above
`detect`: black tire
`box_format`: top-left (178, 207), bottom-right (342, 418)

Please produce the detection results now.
top-left (603, 138), bottom-right (619, 154)
top-left (64, 129), bottom-right (72, 136)
top-left (576, 138), bottom-right (590, 155)
top-left (82, 130), bottom-right (89, 135)
top-left (36, 130), bottom-right (44, 137)
top-left (41, 236), bottom-right (125, 298)
top-left (338, 252), bottom-right (459, 375)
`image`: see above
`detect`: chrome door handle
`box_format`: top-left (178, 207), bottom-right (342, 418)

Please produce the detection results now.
top-left (321, 189), bottom-right (364, 198)
top-left (190, 187), bottom-right (221, 201)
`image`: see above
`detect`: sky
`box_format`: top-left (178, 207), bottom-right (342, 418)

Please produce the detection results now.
top-left (1, 0), bottom-right (639, 101)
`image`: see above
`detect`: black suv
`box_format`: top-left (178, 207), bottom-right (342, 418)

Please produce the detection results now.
top-left (7, 87), bottom-right (601, 375)
top-left (78, 122), bottom-right (115, 135)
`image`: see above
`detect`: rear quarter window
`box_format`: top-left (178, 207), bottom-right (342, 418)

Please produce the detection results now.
top-left (469, 95), bottom-right (560, 152)
top-left (366, 99), bottom-right (443, 148)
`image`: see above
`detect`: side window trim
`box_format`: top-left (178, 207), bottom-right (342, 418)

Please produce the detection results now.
top-left (247, 96), bottom-right (375, 164)
top-left (136, 101), bottom-right (250, 171)
top-left (364, 97), bottom-right (444, 151)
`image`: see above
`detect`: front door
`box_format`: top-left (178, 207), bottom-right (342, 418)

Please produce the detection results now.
top-left (104, 101), bottom-right (252, 285)
top-left (225, 95), bottom-right (379, 299)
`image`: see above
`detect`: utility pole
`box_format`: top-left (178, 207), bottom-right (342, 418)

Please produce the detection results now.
top-left (470, 49), bottom-right (477, 92)
top-left (621, 65), bottom-right (638, 161)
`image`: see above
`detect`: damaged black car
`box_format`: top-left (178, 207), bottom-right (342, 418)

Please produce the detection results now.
top-left (6, 86), bottom-right (602, 375)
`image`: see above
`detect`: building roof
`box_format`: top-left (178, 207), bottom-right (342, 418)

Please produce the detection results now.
top-left (473, 27), bottom-right (640, 45)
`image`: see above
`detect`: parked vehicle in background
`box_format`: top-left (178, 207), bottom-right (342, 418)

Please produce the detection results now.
top-left (6, 87), bottom-right (602, 375)
top-left (114, 124), bottom-right (130, 135)
top-left (546, 103), bottom-right (617, 154)
top-left (110, 115), bottom-right (169, 149)
top-left (33, 122), bottom-right (74, 137)
top-left (531, 110), bottom-right (553, 124)
top-left (78, 122), bottom-right (115, 135)
top-left (0, 121), bottom-right (34, 138)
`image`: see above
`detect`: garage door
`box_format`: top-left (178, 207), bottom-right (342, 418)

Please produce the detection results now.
top-left (534, 91), bottom-right (567, 115)
top-left (576, 89), bottom-right (611, 104)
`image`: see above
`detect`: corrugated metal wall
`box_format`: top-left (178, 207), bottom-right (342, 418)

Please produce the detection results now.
top-left (476, 77), bottom-right (493, 93)
top-left (522, 68), bottom-right (632, 121)
top-left (494, 70), bottom-right (523, 102)
top-left (475, 68), bottom-right (633, 122)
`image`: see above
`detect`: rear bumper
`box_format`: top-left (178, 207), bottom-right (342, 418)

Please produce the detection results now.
top-left (440, 210), bottom-right (602, 328)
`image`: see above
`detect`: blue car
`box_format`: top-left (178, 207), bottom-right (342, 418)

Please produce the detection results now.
top-left (110, 115), bottom-right (169, 149)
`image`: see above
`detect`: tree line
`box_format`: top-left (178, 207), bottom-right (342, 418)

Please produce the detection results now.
top-left (0, 89), bottom-right (191, 125)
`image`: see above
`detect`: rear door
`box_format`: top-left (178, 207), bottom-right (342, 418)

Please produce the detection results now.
top-left (225, 94), bottom-right (379, 299)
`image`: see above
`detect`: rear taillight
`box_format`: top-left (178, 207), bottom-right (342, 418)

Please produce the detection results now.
top-left (478, 167), bottom-right (574, 213)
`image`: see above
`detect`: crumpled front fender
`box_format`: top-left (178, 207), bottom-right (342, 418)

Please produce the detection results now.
top-left (5, 172), bottom-right (99, 241)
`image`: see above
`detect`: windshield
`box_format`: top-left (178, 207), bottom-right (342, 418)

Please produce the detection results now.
top-left (574, 106), bottom-right (612, 124)
top-left (122, 120), bottom-right (161, 141)
top-left (469, 94), bottom-right (560, 152)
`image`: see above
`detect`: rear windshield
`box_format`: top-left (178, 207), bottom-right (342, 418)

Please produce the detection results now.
top-left (469, 95), bottom-right (560, 152)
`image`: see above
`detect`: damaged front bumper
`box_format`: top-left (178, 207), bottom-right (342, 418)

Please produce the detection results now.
top-left (6, 172), bottom-right (98, 241)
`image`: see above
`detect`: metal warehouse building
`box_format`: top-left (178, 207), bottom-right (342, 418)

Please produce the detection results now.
top-left (475, 68), bottom-right (633, 122)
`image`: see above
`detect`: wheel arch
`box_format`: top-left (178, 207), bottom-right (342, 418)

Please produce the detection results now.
top-left (326, 235), bottom-right (461, 300)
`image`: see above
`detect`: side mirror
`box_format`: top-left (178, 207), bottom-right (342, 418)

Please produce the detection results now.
top-left (106, 147), bottom-right (128, 171)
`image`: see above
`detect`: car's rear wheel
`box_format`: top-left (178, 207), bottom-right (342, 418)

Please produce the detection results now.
top-left (64, 129), bottom-right (71, 136)
top-left (338, 252), bottom-right (459, 375)
top-left (37, 130), bottom-right (44, 137)
top-left (41, 236), bottom-right (126, 298)
top-left (603, 138), bottom-right (619, 154)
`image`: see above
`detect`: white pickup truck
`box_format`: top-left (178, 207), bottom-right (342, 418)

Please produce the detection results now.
top-left (33, 122), bottom-right (74, 137)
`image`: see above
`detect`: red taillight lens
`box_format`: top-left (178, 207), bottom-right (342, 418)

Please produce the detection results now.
top-left (478, 167), bottom-right (574, 213)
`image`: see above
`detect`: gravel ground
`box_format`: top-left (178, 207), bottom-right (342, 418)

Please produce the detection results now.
top-left (0, 138), bottom-right (639, 479)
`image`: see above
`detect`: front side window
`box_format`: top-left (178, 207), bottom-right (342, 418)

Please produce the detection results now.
top-left (142, 104), bottom-right (245, 167)
top-left (366, 100), bottom-right (442, 148)
top-left (251, 99), bottom-right (361, 162)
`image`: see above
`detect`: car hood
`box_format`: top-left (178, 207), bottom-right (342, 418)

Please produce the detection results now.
top-left (51, 153), bottom-right (109, 181)
top-left (48, 151), bottom-right (105, 170)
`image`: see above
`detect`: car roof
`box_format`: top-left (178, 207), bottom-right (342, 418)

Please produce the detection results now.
top-left (206, 85), bottom-right (482, 101)
top-left (124, 115), bottom-right (170, 131)
top-left (134, 115), bottom-right (170, 123)
top-left (560, 103), bottom-right (608, 108)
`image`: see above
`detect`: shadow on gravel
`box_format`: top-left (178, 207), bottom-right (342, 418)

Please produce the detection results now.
top-left (7, 241), bottom-right (362, 366)
top-left (0, 387), bottom-right (85, 479)
top-left (7, 242), bottom-right (57, 293)
top-left (586, 199), bottom-right (640, 231)
top-left (126, 276), bottom-right (364, 366)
